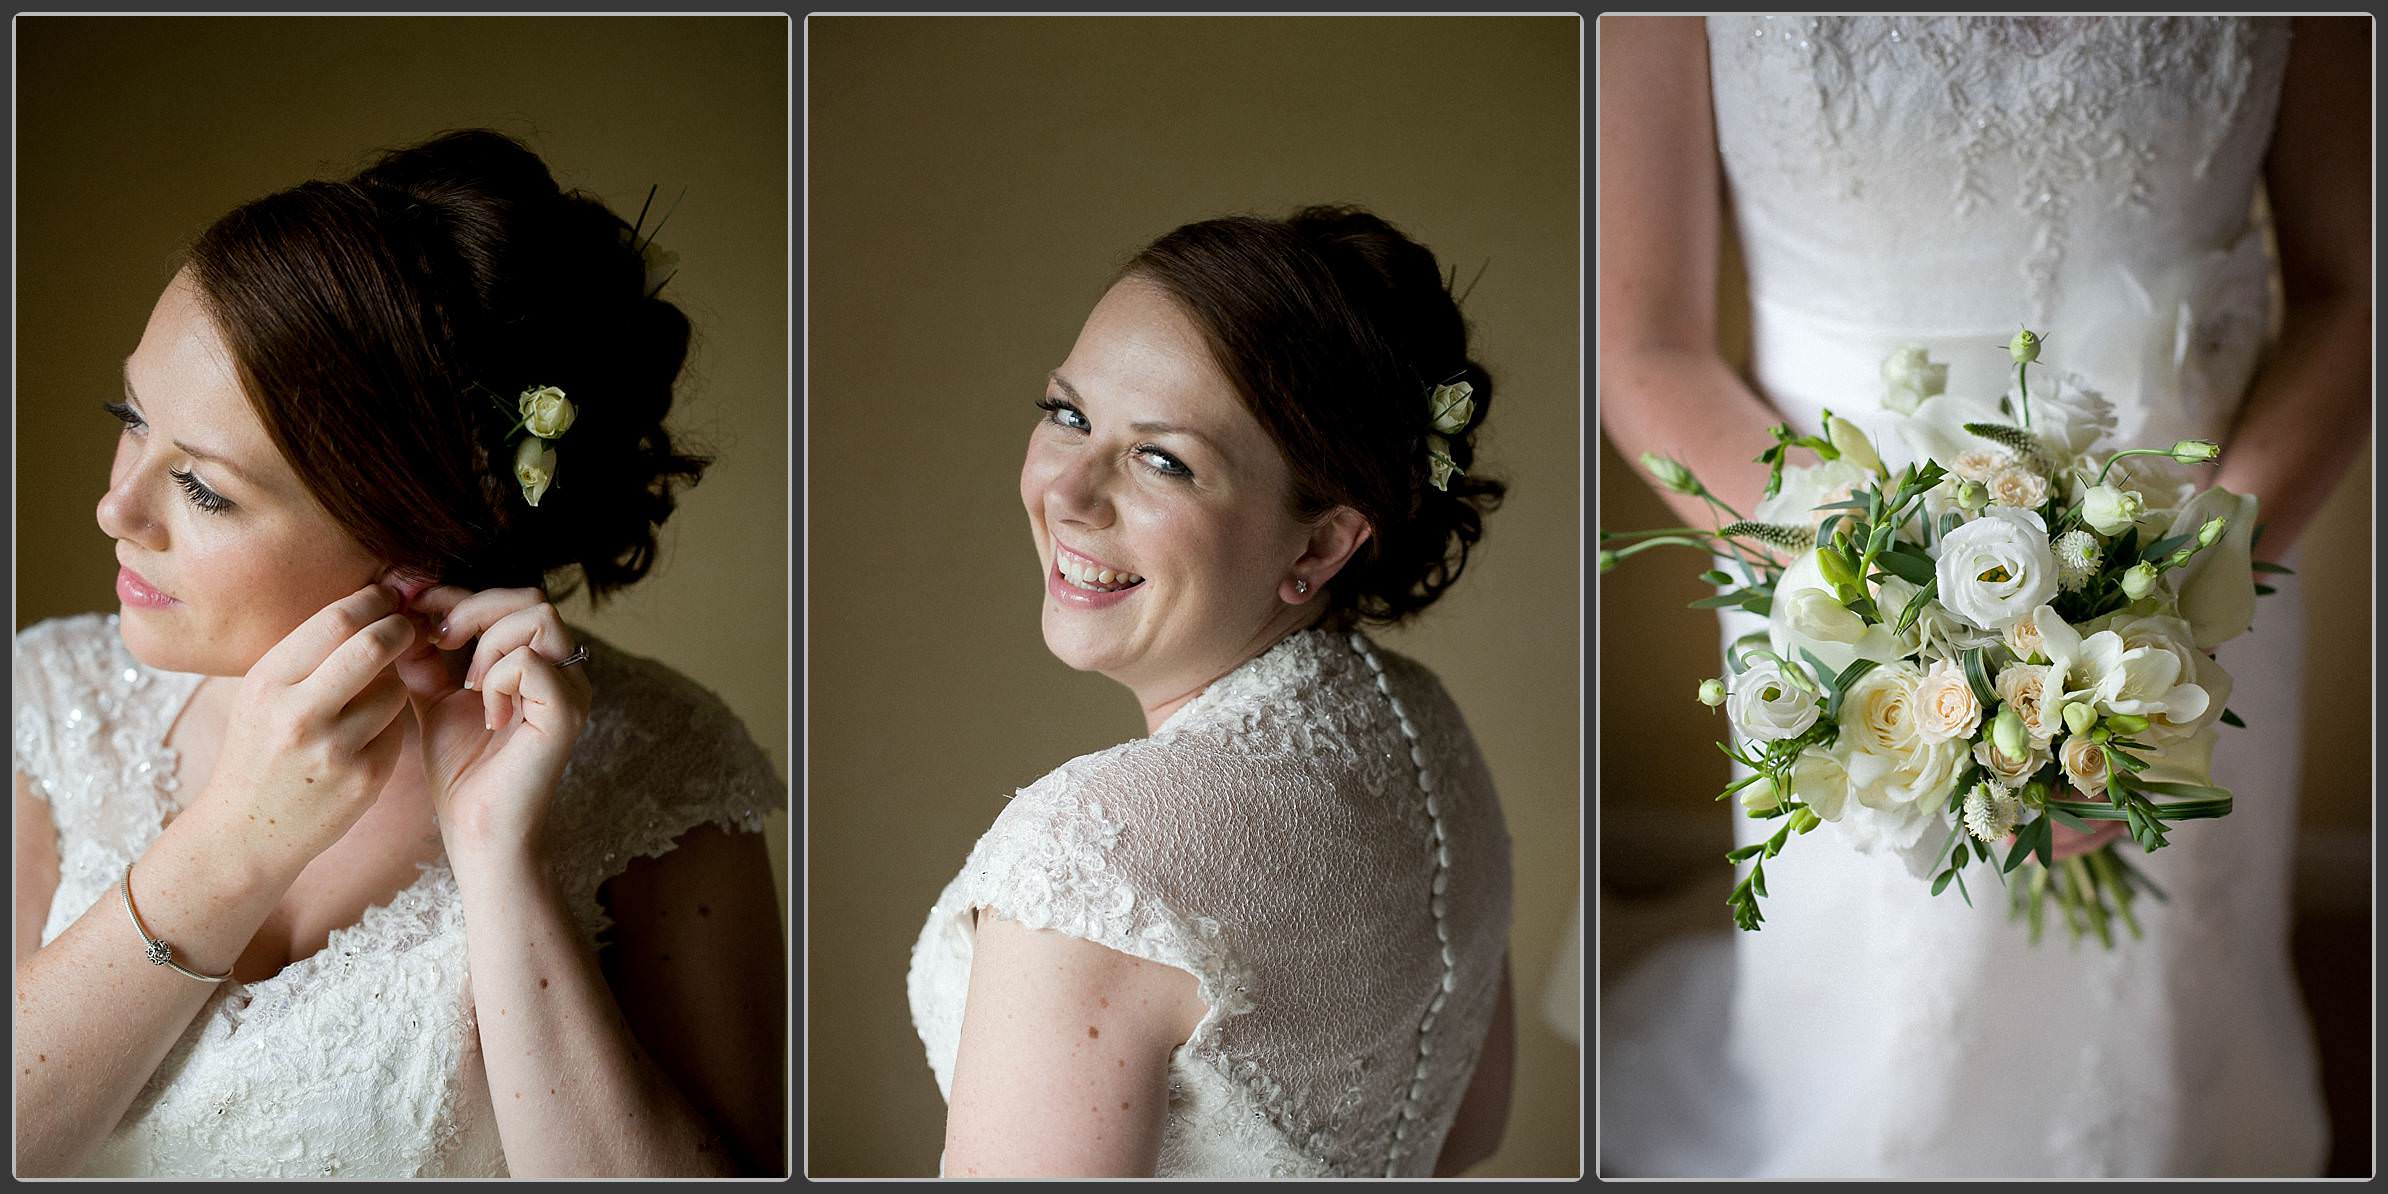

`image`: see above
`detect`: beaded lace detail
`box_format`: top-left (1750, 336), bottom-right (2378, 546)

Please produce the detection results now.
top-left (12, 612), bottom-right (787, 1177)
top-left (906, 628), bottom-right (1513, 1177)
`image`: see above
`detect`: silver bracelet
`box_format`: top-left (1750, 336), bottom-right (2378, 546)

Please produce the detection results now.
top-left (121, 861), bottom-right (232, 984)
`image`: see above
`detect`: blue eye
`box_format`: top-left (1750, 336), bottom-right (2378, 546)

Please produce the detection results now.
top-left (1036, 397), bottom-right (1089, 431)
top-left (1136, 446), bottom-right (1194, 479)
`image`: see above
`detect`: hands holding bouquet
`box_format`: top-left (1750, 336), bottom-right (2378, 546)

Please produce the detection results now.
top-left (1603, 329), bottom-right (2284, 948)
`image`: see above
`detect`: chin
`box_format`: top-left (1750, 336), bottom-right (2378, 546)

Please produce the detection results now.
top-left (1039, 613), bottom-right (1116, 675)
top-left (115, 608), bottom-right (232, 677)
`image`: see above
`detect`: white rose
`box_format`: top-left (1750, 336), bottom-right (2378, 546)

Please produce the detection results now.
top-left (1995, 662), bottom-right (2061, 747)
top-left (1986, 464), bottom-right (2049, 510)
top-left (1838, 664), bottom-right (1967, 818)
top-left (2161, 486), bottom-right (2261, 650)
top-left (1766, 550), bottom-right (1905, 678)
top-left (1728, 656), bottom-right (1821, 742)
top-left (1933, 506), bottom-right (2059, 631)
top-left (1914, 658), bottom-right (1982, 743)
top-left (512, 436), bottom-right (558, 507)
top-left (517, 385), bottom-right (577, 439)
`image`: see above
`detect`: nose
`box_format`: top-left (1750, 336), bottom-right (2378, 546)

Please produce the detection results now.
top-left (95, 442), bottom-right (166, 551)
top-left (1045, 446), bottom-right (1116, 530)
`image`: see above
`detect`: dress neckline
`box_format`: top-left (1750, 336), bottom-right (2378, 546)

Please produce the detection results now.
top-left (125, 628), bottom-right (449, 998)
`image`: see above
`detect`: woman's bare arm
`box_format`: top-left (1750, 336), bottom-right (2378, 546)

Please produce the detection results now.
top-left (13, 779), bottom-right (305, 1176)
top-left (2211, 15), bottom-right (2371, 560)
top-left (1598, 15), bottom-right (1784, 527)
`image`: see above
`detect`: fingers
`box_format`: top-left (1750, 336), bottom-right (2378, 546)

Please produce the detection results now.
top-left (330, 665), bottom-right (413, 749)
top-left (251, 586), bottom-right (400, 688)
top-left (422, 587), bottom-right (547, 654)
top-left (292, 611), bottom-right (420, 715)
top-left (462, 602), bottom-right (575, 691)
top-left (478, 642), bottom-right (591, 735)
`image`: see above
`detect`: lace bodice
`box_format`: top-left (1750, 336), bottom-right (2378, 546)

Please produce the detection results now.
top-left (1708, 16), bottom-right (2291, 452)
top-left (906, 628), bottom-right (1513, 1177)
top-left (12, 612), bottom-right (787, 1178)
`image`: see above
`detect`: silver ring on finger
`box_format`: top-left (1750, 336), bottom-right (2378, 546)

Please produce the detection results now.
top-left (554, 645), bottom-right (590, 669)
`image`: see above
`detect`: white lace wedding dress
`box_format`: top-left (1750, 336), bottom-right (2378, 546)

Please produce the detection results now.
top-left (1601, 16), bottom-right (2329, 1178)
top-left (13, 612), bottom-right (788, 1177)
top-left (907, 627), bottom-right (1514, 1176)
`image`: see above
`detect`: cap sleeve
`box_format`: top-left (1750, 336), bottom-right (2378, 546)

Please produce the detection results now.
top-left (544, 636), bottom-right (787, 947)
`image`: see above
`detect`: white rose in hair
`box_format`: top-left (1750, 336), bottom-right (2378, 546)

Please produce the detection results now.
top-left (1727, 656), bottom-right (1820, 742)
top-left (1933, 506), bottom-right (2058, 631)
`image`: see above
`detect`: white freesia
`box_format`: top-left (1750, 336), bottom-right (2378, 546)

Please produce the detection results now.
top-left (2072, 619), bottom-right (2212, 730)
top-left (1767, 550), bottom-right (1906, 678)
top-left (1728, 656), bottom-right (1821, 742)
top-left (1838, 663), bottom-right (1968, 823)
top-left (2161, 486), bottom-right (2261, 650)
top-left (1933, 506), bottom-right (2058, 631)
top-left (1791, 744), bottom-right (1854, 822)
top-left (1752, 458), bottom-right (1874, 533)
top-left (2079, 610), bottom-right (2230, 742)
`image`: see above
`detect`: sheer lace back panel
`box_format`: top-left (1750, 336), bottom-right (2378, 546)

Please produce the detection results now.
top-left (12, 612), bottom-right (787, 1177)
top-left (906, 628), bottom-right (1514, 1177)
top-left (1708, 16), bottom-right (2291, 453)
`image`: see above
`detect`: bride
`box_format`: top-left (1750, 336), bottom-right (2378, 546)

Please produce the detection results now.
top-left (1597, 16), bottom-right (2365, 1178)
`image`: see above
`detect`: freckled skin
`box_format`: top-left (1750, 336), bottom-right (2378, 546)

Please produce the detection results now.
top-left (1087, 1026), bottom-right (1100, 1039)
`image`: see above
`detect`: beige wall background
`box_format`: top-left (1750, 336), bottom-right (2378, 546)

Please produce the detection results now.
top-left (807, 16), bottom-right (1580, 1178)
top-left (1596, 209), bottom-right (2374, 931)
top-left (13, 18), bottom-right (790, 932)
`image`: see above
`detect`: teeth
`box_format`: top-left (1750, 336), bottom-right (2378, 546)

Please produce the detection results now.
top-left (1056, 549), bottom-right (1143, 590)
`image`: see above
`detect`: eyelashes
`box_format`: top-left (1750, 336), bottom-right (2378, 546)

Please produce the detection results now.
top-left (1034, 396), bottom-right (1196, 481)
top-left (103, 399), bottom-right (235, 515)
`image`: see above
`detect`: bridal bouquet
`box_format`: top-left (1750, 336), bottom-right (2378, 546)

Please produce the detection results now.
top-left (1602, 329), bottom-right (2287, 947)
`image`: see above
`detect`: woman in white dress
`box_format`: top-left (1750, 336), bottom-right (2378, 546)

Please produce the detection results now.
top-left (1598, 16), bottom-right (2366, 1178)
top-left (905, 207), bottom-right (1517, 1177)
top-left (13, 129), bottom-right (788, 1177)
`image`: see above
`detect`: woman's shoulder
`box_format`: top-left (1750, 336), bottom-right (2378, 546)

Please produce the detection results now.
top-left (545, 629), bottom-right (787, 890)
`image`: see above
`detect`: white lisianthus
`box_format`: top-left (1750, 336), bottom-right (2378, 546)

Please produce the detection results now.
top-left (1767, 550), bottom-right (1906, 678)
top-left (1839, 663), bottom-right (1968, 821)
top-left (1973, 735), bottom-right (2049, 787)
top-left (1880, 345), bottom-right (1949, 415)
top-left (1914, 658), bottom-right (1983, 743)
top-left (1728, 656), bottom-right (1821, 742)
top-left (1752, 458), bottom-right (1874, 534)
top-left (1986, 464), bottom-right (2049, 510)
top-left (1962, 779), bottom-right (2023, 843)
top-left (1934, 506), bottom-right (2059, 631)
top-left (2052, 530), bottom-right (2100, 592)
top-left (2161, 486), bottom-right (2262, 650)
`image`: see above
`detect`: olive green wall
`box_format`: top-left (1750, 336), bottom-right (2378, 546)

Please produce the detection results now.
top-left (13, 18), bottom-right (790, 938)
top-left (806, 15), bottom-right (1582, 1179)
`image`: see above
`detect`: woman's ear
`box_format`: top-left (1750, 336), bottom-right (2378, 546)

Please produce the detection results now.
top-left (1281, 507), bottom-right (1374, 604)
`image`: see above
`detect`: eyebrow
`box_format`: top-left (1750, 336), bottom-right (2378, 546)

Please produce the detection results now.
top-left (122, 360), bottom-right (254, 485)
top-left (1048, 371), bottom-right (1225, 457)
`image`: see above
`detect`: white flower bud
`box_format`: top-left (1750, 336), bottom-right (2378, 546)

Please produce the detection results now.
top-left (2170, 439), bottom-right (2221, 463)
top-left (1641, 451), bottom-right (1698, 495)
top-left (1698, 678), bottom-right (1727, 707)
top-left (1992, 705), bottom-right (2027, 762)
top-left (2009, 328), bottom-right (2042, 364)
top-left (2120, 561), bottom-right (2159, 599)
top-left (1824, 413), bottom-right (1883, 475)
top-left (1740, 775), bottom-right (1783, 814)
top-left (2198, 516), bottom-right (2227, 548)
top-left (2080, 484), bottom-right (2146, 536)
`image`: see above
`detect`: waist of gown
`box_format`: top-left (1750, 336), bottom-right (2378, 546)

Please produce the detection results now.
top-left (1740, 218), bottom-right (2276, 459)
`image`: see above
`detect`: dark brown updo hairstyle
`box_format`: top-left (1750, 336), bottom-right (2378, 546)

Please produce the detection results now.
top-left (1122, 205), bottom-right (1505, 628)
top-left (184, 128), bottom-right (709, 604)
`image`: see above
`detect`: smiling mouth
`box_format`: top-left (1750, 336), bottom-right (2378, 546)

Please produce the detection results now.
top-left (1055, 549), bottom-right (1146, 593)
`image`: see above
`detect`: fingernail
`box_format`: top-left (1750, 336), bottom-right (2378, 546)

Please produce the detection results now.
top-left (463, 677), bottom-right (476, 691)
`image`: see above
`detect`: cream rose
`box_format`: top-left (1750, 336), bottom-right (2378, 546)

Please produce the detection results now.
top-left (2003, 604), bottom-right (2053, 663)
top-left (1934, 506), bottom-right (2058, 631)
top-left (2060, 732), bottom-right (2111, 798)
top-left (1986, 464), bottom-right (2049, 510)
top-left (1972, 736), bottom-right (2049, 787)
top-left (512, 437), bottom-right (557, 507)
top-left (519, 385), bottom-right (578, 439)
top-left (1914, 658), bottom-right (1982, 743)
top-left (1995, 662), bottom-right (2061, 747)
top-left (1950, 448), bottom-right (2010, 485)
top-left (1839, 664), bottom-right (1968, 816)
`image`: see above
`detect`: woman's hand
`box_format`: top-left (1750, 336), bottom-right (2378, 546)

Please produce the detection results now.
top-left (196, 584), bottom-right (421, 877)
top-left (2047, 817), bottom-right (2129, 861)
top-left (389, 583), bottom-right (592, 860)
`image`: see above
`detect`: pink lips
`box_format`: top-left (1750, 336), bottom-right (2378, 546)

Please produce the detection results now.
top-left (116, 565), bottom-right (178, 609)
